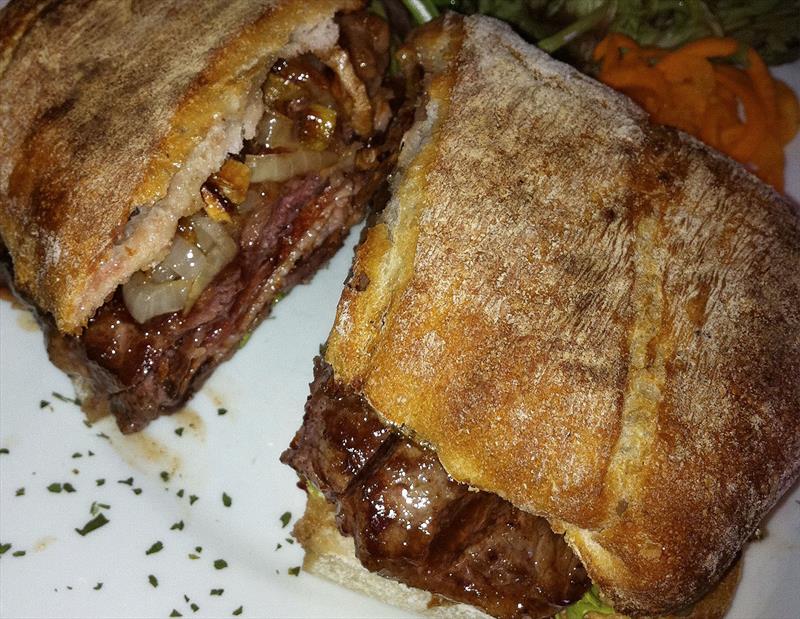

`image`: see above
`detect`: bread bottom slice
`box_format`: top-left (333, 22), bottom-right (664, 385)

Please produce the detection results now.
top-left (293, 492), bottom-right (741, 619)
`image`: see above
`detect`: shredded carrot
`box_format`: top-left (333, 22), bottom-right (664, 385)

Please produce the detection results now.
top-left (594, 34), bottom-right (799, 192)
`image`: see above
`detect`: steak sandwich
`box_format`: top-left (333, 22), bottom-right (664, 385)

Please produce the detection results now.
top-left (0, 0), bottom-right (413, 432)
top-left (282, 14), bottom-right (800, 619)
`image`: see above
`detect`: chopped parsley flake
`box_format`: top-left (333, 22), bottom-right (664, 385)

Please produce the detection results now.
top-left (15, 487), bottom-right (24, 496)
top-left (170, 521), bottom-right (184, 531)
top-left (189, 495), bottom-right (199, 505)
top-left (0, 448), bottom-right (8, 455)
top-left (96, 479), bottom-right (105, 486)
top-left (93, 582), bottom-right (103, 590)
top-left (52, 391), bottom-right (81, 406)
top-left (213, 559), bottom-right (228, 570)
top-left (12, 550), bottom-right (26, 557)
top-left (47, 483), bottom-right (62, 493)
top-left (63, 483), bottom-right (76, 493)
top-left (222, 493), bottom-right (232, 507)
top-left (133, 488), bottom-right (142, 495)
top-left (210, 589), bottom-right (224, 596)
top-left (148, 574), bottom-right (158, 588)
top-left (88, 450), bottom-right (95, 456)
top-left (117, 477), bottom-right (134, 486)
top-left (217, 408), bottom-right (228, 416)
top-left (145, 541), bottom-right (164, 555)
top-left (288, 566), bottom-right (300, 576)
top-left (90, 502), bottom-right (110, 516)
top-left (175, 427), bottom-right (184, 437)
top-left (285, 537), bottom-right (294, 544)
top-left (96, 432), bottom-right (110, 440)
top-left (160, 471), bottom-right (170, 482)
top-left (75, 513), bottom-right (109, 536)
top-left (169, 610), bottom-right (182, 617)
top-left (188, 554), bottom-right (200, 560)
top-left (0, 543), bottom-right (11, 555)
top-left (232, 607), bottom-right (243, 616)
top-left (279, 511), bottom-right (291, 528)
top-left (72, 452), bottom-right (82, 458)
top-left (39, 400), bottom-right (51, 409)
top-left (275, 543), bottom-right (282, 550)
top-left (190, 603), bottom-right (199, 613)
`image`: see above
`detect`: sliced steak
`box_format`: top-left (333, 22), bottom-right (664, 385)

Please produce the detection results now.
top-left (282, 359), bottom-right (591, 619)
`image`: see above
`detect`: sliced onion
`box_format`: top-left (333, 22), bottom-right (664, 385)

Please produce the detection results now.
top-left (184, 216), bottom-right (238, 311)
top-left (245, 150), bottom-right (338, 183)
top-left (163, 236), bottom-right (207, 281)
top-left (255, 111), bottom-right (296, 149)
top-left (122, 273), bottom-right (189, 324)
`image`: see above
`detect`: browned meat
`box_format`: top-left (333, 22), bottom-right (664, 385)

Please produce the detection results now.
top-left (282, 359), bottom-right (590, 619)
top-left (17, 11), bottom-right (411, 433)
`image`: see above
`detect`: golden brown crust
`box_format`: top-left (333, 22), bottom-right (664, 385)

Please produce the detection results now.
top-left (0, 0), bottom-right (361, 333)
top-left (325, 14), bottom-right (800, 615)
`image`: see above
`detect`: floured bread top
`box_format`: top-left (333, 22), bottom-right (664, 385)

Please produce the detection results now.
top-left (0, 0), bottom-right (359, 332)
top-left (325, 14), bottom-right (800, 616)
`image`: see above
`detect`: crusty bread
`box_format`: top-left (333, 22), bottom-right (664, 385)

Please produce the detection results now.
top-left (324, 14), bottom-right (799, 616)
top-left (0, 0), bottom-right (360, 333)
top-left (295, 492), bottom-right (740, 619)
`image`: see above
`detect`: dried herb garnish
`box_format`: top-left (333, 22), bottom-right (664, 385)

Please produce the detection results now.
top-left (160, 471), bottom-right (170, 482)
top-left (93, 582), bottom-right (103, 590)
top-left (222, 493), bottom-right (232, 507)
top-left (96, 432), bottom-right (110, 440)
top-left (188, 553), bottom-right (200, 560)
top-left (189, 495), bottom-right (199, 505)
top-left (133, 488), bottom-right (142, 495)
top-left (190, 603), bottom-right (199, 612)
top-left (232, 607), bottom-right (243, 616)
top-left (90, 502), bottom-right (110, 516)
top-left (75, 513), bottom-right (109, 536)
top-left (213, 559), bottom-right (228, 570)
top-left (72, 452), bottom-right (82, 458)
top-left (63, 483), bottom-right (76, 493)
top-left (169, 610), bottom-right (182, 617)
top-left (175, 427), bottom-right (184, 437)
top-left (170, 521), bottom-right (184, 531)
top-left (279, 512), bottom-right (291, 528)
top-left (47, 483), bottom-right (62, 493)
top-left (52, 391), bottom-right (81, 406)
top-left (0, 543), bottom-right (11, 555)
top-left (15, 488), bottom-right (24, 496)
top-left (288, 566), bottom-right (300, 576)
top-left (149, 574), bottom-right (158, 588)
top-left (176, 489), bottom-right (185, 498)
top-left (275, 543), bottom-right (282, 550)
top-left (12, 550), bottom-right (26, 557)
top-left (210, 589), bottom-right (224, 596)
top-left (217, 408), bottom-right (228, 416)
top-left (96, 479), bottom-right (106, 486)
top-left (117, 477), bottom-right (133, 486)
top-left (145, 541), bottom-right (164, 555)
top-left (40, 400), bottom-right (51, 409)
top-left (0, 448), bottom-right (8, 455)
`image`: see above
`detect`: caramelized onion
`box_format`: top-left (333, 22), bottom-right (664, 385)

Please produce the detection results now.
top-left (122, 273), bottom-right (189, 324)
top-left (245, 150), bottom-right (338, 183)
top-left (122, 216), bottom-right (237, 323)
top-left (255, 111), bottom-right (296, 149)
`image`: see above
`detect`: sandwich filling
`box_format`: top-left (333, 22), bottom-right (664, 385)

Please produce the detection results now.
top-left (39, 11), bottom-right (412, 433)
top-left (282, 359), bottom-right (590, 619)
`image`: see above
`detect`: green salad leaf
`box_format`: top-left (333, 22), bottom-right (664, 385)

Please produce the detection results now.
top-left (560, 586), bottom-right (615, 619)
top-left (403, 0), bottom-right (800, 64)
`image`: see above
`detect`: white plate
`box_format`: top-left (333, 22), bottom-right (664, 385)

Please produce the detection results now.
top-left (1, 56), bottom-right (799, 619)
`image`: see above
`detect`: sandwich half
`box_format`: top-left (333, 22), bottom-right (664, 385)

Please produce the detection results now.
top-left (282, 13), bottom-right (800, 619)
top-left (0, 0), bottom-right (414, 431)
